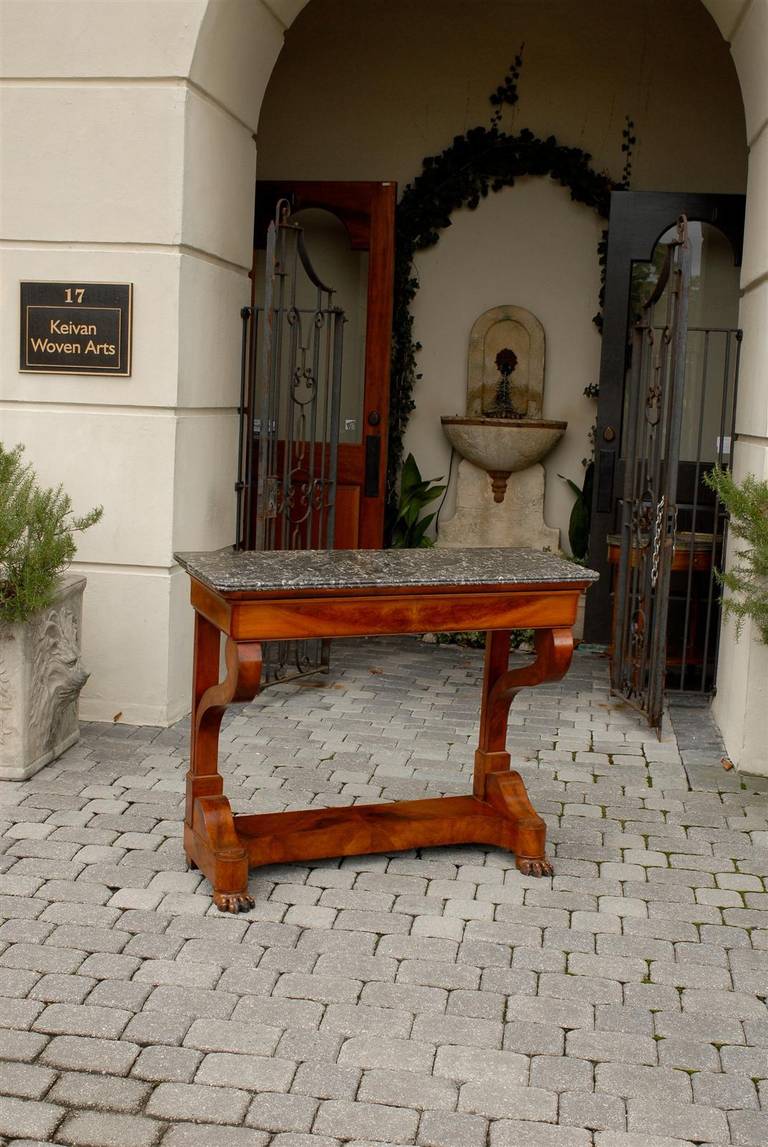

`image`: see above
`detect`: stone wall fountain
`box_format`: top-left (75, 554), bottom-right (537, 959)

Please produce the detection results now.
top-left (438, 305), bottom-right (566, 550)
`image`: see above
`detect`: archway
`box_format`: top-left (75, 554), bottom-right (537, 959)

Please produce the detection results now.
top-left (188, 0), bottom-right (768, 770)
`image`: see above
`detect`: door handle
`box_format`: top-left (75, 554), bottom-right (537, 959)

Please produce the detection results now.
top-left (596, 449), bottom-right (615, 514)
top-left (364, 435), bottom-right (380, 497)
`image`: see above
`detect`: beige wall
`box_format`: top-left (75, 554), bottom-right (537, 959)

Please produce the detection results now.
top-left (409, 180), bottom-right (603, 533)
top-left (705, 0), bottom-right (768, 775)
top-left (256, 0), bottom-right (747, 545)
top-left (0, 0), bottom-right (266, 723)
top-left (258, 0), bottom-right (747, 193)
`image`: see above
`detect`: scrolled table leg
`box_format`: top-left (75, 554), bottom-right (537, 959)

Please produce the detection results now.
top-left (473, 627), bottom-right (574, 876)
top-left (185, 613), bottom-right (262, 912)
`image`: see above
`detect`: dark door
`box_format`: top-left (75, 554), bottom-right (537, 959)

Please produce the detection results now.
top-left (254, 181), bottom-right (396, 549)
top-left (585, 190), bottom-right (745, 643)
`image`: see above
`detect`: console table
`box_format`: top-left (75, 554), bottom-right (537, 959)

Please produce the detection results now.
top-left (175, 547), bottom-right (597, 912)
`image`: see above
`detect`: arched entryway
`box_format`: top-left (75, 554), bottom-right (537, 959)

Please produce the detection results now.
top-left (7, 0), bottom-right (762, 754)
top-left (184, 0), bottom-right (767, 767)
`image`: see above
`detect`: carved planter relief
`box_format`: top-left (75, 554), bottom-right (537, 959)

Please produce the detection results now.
top-left (0, 575), bottom-right (89, 781)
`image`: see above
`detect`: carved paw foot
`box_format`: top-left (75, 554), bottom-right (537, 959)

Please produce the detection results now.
top-left (213, 891), bottom-right (255, 913)
top-left (516, 855), bottom-right (554, 878)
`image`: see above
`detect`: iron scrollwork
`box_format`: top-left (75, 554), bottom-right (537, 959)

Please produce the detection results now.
top-left (611, 215), bottom-right (691, 728)
top-left (236, 203), bottom-right (346, 685)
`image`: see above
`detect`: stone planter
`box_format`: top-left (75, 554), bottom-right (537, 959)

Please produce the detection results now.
top-left (0, 575), bottom-right (89, 781)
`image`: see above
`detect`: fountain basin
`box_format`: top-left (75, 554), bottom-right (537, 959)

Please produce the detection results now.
top-left (441, 416), bottom-right (567, 473)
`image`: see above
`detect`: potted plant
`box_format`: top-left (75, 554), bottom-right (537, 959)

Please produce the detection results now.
top-left (390, 453), bottom-right (447, 548)
top-left (703, 466), bottom-right (768, 643)
top-left (0, 443), bottom-right (102, 780)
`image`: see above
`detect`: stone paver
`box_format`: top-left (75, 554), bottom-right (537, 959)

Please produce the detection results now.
top-left (1, 637), bottom-right (767, 1145)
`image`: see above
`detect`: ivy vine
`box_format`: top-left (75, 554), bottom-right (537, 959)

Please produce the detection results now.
top-left (386, 55), bottom-right (633, 530)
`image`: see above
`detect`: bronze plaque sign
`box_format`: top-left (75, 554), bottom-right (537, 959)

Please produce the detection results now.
top-left (20, 282), bottom-right (132, 376)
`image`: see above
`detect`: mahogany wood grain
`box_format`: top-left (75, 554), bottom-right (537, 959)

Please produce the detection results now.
top-left (183, 574), bottom-right (586, 911)
top-left (474, 627), bottom-right (573, 795)
top-left (189, 579), bottom-right (586, 642)
top-left (234, 797), bottom-right (516, 866)
top-left (184, 616), bottom-right (262, 911)
top-left (229, 592), bottom-right (580, 642)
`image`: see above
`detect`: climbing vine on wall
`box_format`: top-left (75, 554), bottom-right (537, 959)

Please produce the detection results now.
top-left (386, 50), bottom-right (634, 529)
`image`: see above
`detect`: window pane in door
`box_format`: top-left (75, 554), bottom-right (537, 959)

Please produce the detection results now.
top-left (625, 221), bottom-right (740, 464)
top-left (292, 208), bottom-right (368, 446)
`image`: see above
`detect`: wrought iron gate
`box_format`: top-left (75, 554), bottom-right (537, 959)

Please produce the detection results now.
top-left (236, 201), bottom-right (345, 684)
top-left (611, 216), bottom-right (692, 727)
top-left (611, 212), bottom-right (744, 729)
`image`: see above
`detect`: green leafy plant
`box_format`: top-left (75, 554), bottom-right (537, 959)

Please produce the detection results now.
top-left (434, 630), bottom-right (486, 648)
top-left (703, 466), bottom-right (768, 643)
top-left (434, 629), bottom-right (534, 650)
top-left (390, 453), bottom-right (446, 548)
top-left (435, 628), bottom-right (531, 646)
top-left (559, 461), bottom-right (594, 561)
top-left (0, 442), bottom-right (103, 624)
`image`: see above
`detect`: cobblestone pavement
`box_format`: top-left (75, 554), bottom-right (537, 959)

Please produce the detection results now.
top-left (1, 637), bottom-right (767, 1147)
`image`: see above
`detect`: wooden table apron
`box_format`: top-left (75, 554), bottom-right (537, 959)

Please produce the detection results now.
top-left (183, 574), bottom-right (589, 913)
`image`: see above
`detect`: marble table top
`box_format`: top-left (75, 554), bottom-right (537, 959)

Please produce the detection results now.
top-left (174, 547), bottom-right (598, 595)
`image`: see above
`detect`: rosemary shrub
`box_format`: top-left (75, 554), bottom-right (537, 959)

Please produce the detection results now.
top-left (0, 442), bottom-right (103, 625)
top-left (704, 466), bottom-right (768, 643)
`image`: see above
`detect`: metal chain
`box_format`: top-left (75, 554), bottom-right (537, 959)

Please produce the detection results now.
top-left (650, 495), bottom-right (666, 589)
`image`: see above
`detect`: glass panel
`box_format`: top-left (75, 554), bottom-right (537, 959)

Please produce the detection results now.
top-left (625, 221), bottom-right (740, 464)
top-left (292, 208), bottom-right (368, 445)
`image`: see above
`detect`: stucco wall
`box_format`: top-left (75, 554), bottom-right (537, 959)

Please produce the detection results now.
top-left (705, 0), bottom-right (768, 775)
top-left (256, 0), bottom-right (747, 542)
top-left (0, 0), bottom-right (265, 723)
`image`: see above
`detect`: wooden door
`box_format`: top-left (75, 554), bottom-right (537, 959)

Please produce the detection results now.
top-left (254, 181), bottom-right (396, 549)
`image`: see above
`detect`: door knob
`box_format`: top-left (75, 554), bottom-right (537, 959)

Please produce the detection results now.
top-left (367, 410), bottom-right (381, 427)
